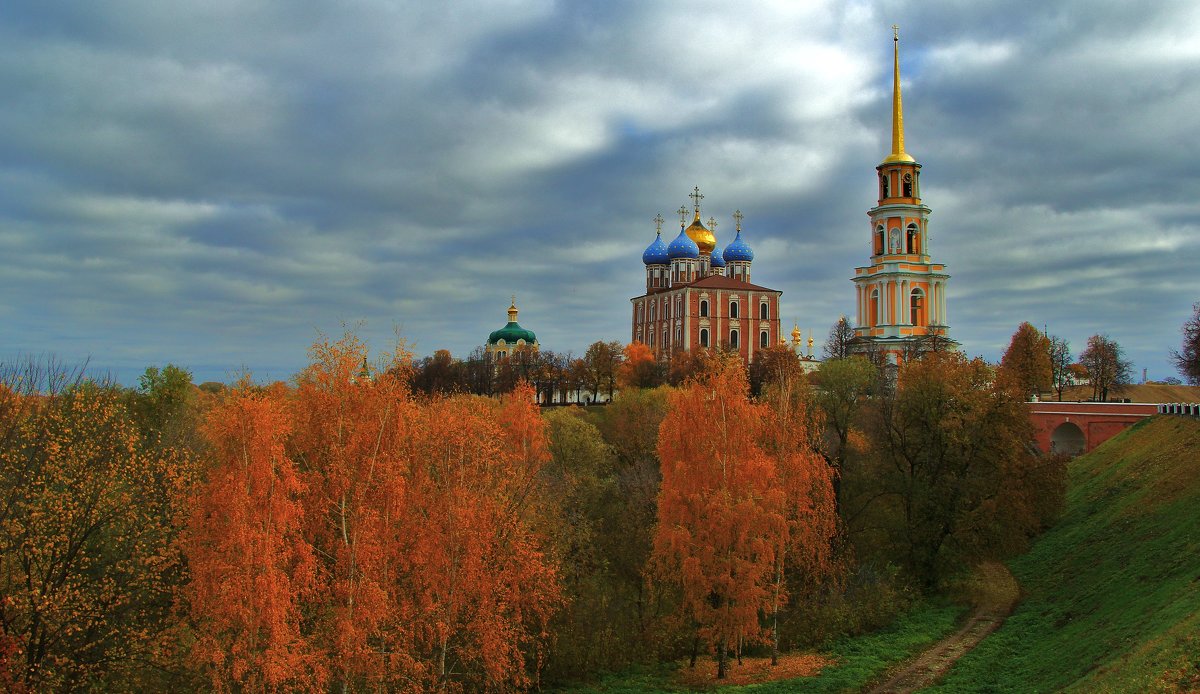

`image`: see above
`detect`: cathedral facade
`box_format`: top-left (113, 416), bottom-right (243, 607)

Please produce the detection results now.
top-left (851, 29), bottom-right (952, 363)
top-left (631, 190), bottom-right (782, 364)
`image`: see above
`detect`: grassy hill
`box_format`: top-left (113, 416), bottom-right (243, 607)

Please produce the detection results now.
top-left (925, 415), bottom-right (1200, 693)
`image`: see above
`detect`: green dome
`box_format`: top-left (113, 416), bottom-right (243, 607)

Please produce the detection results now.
top-left (487, 299), bottom-right (538, 347)
top-left (488, 321), bottom-right (537, 345)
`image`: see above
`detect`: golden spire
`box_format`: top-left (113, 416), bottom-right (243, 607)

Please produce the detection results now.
top-left (808, 330), bottom-right (815, 358)
top-left (508, 296), bottom-right (519, 323)
top-left (684, 186), bottom-right (716, 254)
top-left (791, 323), bottom-right (802, 347)
top-left (883, 25), bottom-right (916, 164)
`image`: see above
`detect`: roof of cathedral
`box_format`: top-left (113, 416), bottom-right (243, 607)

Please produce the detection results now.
top-left (722, 229), bottom-right (754, 262)
top-left (642, 231), bottom-right (669, 265)
top-left (487, 299), bottom-right (537, 346)
top-left (710, 245), bottom-right (726, 267)
top-left (667, 226), bottom-right (700, 259)
top-left (682, 274), bottom-right (778, 293)
top-left (685, 215), bottom-right (716, 255)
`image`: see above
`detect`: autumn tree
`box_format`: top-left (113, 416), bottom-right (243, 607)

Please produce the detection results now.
top-left (822, 315), bottom-right (856, 361)
top-left (749, 343), bottom-right (805, 397)
top-left (286, 334), bottom-right (417, 689)
top-left (617, 342), bottom-right (664, 390)
top-left (651, 358), bottom-right (790, 678)
top-left (184, 384), bottom-right (325, 693)
top-left (0, 372), bottom-right (193, 690)
top-left (1170, 302), bottom-right (1200, 384)
top-left (584, 340), bottom-right (623, 401)
top-left (998, 322), bottom-right (1052, 400)
top-left (412, 348), bottom-right (464, 395)
top-left (758, 361), bottom-right (837, 665)
top-left (1080, 334), bottom-right (1133, 401)
top-left (399, 385), bottom-right (561, 690)
top-left (1048, 335), bottom-right (1073, 401)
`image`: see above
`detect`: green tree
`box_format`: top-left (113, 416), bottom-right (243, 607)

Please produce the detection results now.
top-left (998, 322), bottom-right (1052, 399)
top-left (868, 352), bottom-right (1059, 589)
top-left (813, 357), bottom-right (877, 514)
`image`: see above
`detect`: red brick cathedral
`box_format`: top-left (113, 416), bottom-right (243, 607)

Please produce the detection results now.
top-left (630, 188), bottom-right (781, 364)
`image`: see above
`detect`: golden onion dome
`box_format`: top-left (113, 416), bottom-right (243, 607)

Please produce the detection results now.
top-left (685, 214), bottom-right (717, 255)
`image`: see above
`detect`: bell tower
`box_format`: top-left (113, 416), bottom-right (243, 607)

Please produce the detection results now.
top-left (852, 27), bottom-right (952, 363)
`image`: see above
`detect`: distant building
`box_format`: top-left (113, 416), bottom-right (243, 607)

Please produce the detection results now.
top-left (851, 30), bottom-right (954, 364)
top-left (486, 298), bottom-right (538, 358)
top-left (631, 191), bottom-right (782, 366)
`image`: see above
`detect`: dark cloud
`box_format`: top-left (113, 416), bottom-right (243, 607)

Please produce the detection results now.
top-left (0, 1), bottom-right (1196, 384)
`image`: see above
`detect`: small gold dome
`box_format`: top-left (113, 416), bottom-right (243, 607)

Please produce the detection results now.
top-left (685, 215), bottom-right (717, 255)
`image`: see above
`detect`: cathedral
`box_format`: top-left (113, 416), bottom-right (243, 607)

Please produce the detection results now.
top-left (631, 30), bottom-right (951, 368)
top-left (631, 189), bottom-right (782, 363)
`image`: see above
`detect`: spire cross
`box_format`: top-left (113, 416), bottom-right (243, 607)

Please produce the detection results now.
top-left (733, 209), bottom-right (744, 232)
top-left (677, 205), bottom-right (688, 227)
top-left (653, 213), bottom-right (664, 235)
top-left (707, 216), bottom-right (718, 233)
top-left (893, 24), bottom-right (899, 41)
top-left (510, 294), bottom-right (516, 306)
top-left (689, 186), bottom-right (704, 216)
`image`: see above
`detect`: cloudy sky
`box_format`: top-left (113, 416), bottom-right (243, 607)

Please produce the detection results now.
top-left (2, 0), bottom-right (1198, 385)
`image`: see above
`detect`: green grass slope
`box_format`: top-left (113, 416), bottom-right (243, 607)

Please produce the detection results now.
top-left (926, 415), bottom-right (1200, 693)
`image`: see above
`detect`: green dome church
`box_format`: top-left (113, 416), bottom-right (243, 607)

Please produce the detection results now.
top-left (486, 298), bottom-right (538, 358)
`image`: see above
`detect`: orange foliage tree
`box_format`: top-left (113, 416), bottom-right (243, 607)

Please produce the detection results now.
top-left (617, 342), bottom-right (664, 390)
top-left (184, 386), bottom-right (325, 693)
top-left (651, 357), bottom-right (835, 678)
top-left (184, 333), bottom-right (562, 691)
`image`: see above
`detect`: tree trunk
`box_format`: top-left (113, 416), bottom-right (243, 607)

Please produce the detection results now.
top-left (689, 634), bottom-right (699, 669)
top-left (717, 637), bottom-right (728, 679)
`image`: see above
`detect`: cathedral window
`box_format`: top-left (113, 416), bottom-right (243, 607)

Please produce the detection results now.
top-left (759, 301), bottom-right (768, 320)
top-left (730, 301), bottom-right (739, 319)
top-left (875, 225), bottom-right (885, 255)
top-left (907, 223), bottom-right (919, 254)
top-left (881, 174), bottom-right (889, 199)
top-left (870, 288), bottom-right (880, 326)
top-left (910, 288), bottom-right (925, 325)
top-left (700, 328), bottom-right (709, 347)
top-left (760, 330), bottom-right (768, 348)
top-left (700, 299), bottom-right (708, 317)
top-left (903, 173), bottom-right (913, 197)
top-left (730, 329), bottom-right (739, 348)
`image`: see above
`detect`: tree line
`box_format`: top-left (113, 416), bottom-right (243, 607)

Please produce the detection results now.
top-left (4, 303), bottom-right (1197, 690)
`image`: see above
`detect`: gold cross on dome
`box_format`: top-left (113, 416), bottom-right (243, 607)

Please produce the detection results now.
top-left (733, 209), bottom-right (744, 232)
top-left (510, 294), bottom-right (516, 305)
top-left (677, 205), bottom-right (688, 226)
top-left (893, 24), bottom-right (899, 41)
top-left (708, 216), bottom-right (717, 233)
top-left (689, 186), bottom-right (704, 215)
top-left (653, 213), bottom-right (664, 234)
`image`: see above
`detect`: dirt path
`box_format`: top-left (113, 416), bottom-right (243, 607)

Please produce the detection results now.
top-left (867, 561), bottom-right (1019, 694)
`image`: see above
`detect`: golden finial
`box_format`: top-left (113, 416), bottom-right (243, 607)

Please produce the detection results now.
top-left (653, 213), bottom-right (664, 235)
top-left (883, 25), bottom-right (915, 164)
top-left (808, 330), bottom-right (815, 358)
top-left (677, 205), bottom-right (688, 227)
top-left (733, 209), bottom-right (744, 232)
top-left (707, 216), bottom-right (718, 234)
top-left (791, 322), bottom-right (802, 347)
top-left (689, 186), bottom-right (704, 219)
top-left (510, 294), bottom-right (516, 307)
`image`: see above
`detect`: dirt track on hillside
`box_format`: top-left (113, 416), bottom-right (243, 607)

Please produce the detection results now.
top-left (867, 561), bottom-right (1020, 694)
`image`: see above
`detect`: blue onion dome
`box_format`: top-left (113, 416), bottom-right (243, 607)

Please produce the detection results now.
top-left (667, 226), bottom-right (700, 260)
top-left (722, 230), bottom-right (754, 262)
top-left (710, 245), bottom-right (726, 268)
top-left (642, 231), bottom-right (670, 265)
